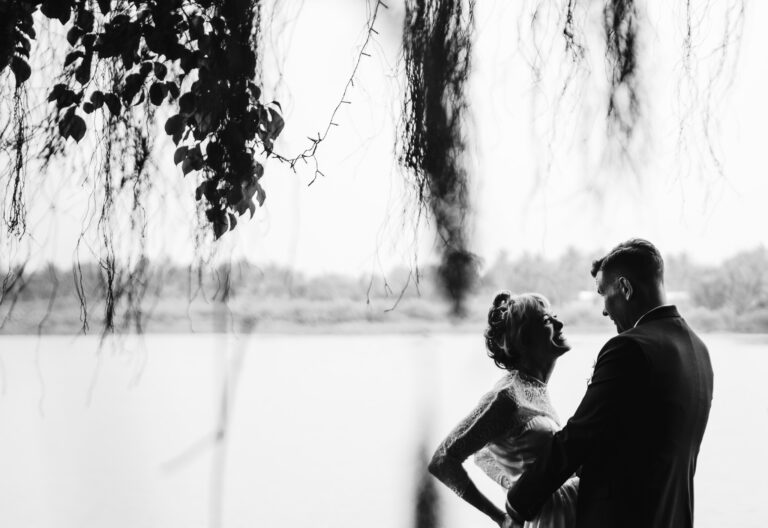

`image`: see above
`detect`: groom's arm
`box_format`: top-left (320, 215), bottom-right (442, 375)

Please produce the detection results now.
top-left (505, 335), bottom-right (646, 521)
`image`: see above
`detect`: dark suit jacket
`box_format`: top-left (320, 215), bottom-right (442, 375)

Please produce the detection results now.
top-left (506, 305), bottom-right (713, 528)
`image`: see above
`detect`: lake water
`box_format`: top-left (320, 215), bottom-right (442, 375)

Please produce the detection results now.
top-left (0, 332), bottom-right (765, 528)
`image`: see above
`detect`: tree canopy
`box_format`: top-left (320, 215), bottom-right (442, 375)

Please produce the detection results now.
top-left (0, 0), bottom-right (746, 331)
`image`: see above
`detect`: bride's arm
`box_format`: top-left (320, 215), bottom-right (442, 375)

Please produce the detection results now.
top-left (429, 390), bottom-right (516, 525)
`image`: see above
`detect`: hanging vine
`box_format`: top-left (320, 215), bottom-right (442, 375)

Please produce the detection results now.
top-left (401, 0), bottom-right (477, 315)
top-left (603, 0), bottom-right (640, 145)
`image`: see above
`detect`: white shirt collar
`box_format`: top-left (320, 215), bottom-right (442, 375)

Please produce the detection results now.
top-left (633, 304), bottom-right (673, 328)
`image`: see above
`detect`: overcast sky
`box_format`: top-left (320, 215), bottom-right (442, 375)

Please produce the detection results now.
top-left (14, 0), bottom-right (767, 276)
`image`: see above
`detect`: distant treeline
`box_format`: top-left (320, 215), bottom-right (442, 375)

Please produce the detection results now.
top-left (1, 246), bottom-right (767, 334)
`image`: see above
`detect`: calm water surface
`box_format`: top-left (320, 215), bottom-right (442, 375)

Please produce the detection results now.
top-left (0, 332), bottom-right (765, 528)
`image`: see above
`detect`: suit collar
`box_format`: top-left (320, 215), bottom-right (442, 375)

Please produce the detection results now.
top-left (634, 304), bottom-right (680, 327)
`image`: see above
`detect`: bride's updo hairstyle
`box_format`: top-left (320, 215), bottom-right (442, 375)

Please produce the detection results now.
top-left (484, 291), bottom-right (550, 370)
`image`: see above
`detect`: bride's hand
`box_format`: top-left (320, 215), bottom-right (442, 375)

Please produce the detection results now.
top-left (498, 514), bottom-right (524, 528)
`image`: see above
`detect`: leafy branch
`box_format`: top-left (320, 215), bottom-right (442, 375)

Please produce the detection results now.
top-left (2, 0), bottom-right (284, 240)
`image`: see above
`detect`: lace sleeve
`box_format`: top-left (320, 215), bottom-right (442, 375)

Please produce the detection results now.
top-left (430, 389), bottom-right (517, 498)
top-left (474, 448), bottom-right (513, 489)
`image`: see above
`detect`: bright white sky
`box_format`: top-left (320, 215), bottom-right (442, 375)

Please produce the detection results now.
top-left (13, 0), bottom-right (768, 276)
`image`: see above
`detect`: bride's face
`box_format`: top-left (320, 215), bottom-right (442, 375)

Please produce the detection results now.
top-left (535, 311), bottom-right (571, 357)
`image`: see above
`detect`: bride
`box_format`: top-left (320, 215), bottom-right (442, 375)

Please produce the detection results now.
top-left (429, 291), bottom-right (579, 527)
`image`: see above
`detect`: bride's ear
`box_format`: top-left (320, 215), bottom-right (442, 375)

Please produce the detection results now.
top-left (618, 277), bottom-right (633, 300)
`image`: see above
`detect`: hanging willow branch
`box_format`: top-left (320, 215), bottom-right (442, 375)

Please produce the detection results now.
top-left (603, 0), bottom-right (640, 144)
top-left (401, 0), bottom-right (477, 316)
top-left (6, 88), bottom-right (28, 237)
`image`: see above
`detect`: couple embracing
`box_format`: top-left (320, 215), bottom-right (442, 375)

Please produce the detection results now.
top-left (429, 239), bottom-right (713, 528)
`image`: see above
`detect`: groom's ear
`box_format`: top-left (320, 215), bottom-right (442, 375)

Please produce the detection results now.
top-left (618, 276), bottom-right (633, 300)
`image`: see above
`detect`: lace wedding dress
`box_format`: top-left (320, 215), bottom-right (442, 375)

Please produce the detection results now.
top-left (435, 370), bottom-right (579, 528)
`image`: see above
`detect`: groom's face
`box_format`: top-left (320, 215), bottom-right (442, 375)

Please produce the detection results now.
top-left (596, 270), bottom-right (630, 333)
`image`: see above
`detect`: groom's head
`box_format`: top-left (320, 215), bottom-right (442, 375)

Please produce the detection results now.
top-left (591, 239), bottom-right (666, 333)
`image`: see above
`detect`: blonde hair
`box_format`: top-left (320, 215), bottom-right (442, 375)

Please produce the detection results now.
top-left (484, 291), bottom-right (550, 370)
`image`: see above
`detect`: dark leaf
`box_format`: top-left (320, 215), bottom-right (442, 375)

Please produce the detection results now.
top-left (173, 146), bottom-right (188, 165)
top-left (69, 115), bottom-right (87, 142)
top-left (64, 51), bottom-right (84, 67)
top-left (75, 57), bottom-right (92, 84)
top-left (247, 82), bottom-right (261, 101)
top-left (103, 93), bottom-right (121, 116)
top-left (41, 0), bottom-right (73, 25)
top-left (76, 10), bottom-right (95, 32)
top-left (181, 157), bottom-right (194, 175)
top-left (186, 145), bottom-right (204, 170)
top-left (195, 111), bottom-right (214, 135)
top-left (206, 141), bottom-right (223, 168)
top-left (58, 109), bottom-right (86, 141)
top-left (90, 90), bottom-right (104, 108)
top-left (205, 207), bottom-right (219, 223)
top-left (120, 46), bottom-right (136, 70)
top-left (58, 111), bottom-right (73, 138)
top-left (97, 0), bottom-right (111, 15)
top-left (148, 82), bottom-right (166, 105)
top-left (66, 27), bottom-right (84, 46)
top-left (228, 213), bottom-right (237, 231)
top-left (165, 81), bottom-right (180, 99)
top-left (266, 103), bottom-right (285, 139)
top-left (48, 84), bottom-right (67, 103)
top-left (95, 34), bottom-right (118, 58)
top-left (203, 180), bottom-right (218, 202)
top-left (56, 89), bottom-right (78, 108)
top-left (234, 198), bottom-right (249, 216)
top-left (179, 92), bottom-right (196, 114)
top-left (10, 56), bottom-right (31, 86)
top-left (227, 184), bottom-right (244, 206)
top-left (139, 61), bottom-right (152, 78)
top-left (255, 182), bottom-right (266, 206)
top-left (83, 101), bottom-right (94, 113)
top-left (153, 62), bottom-right (167, 80)
top-left (213, 218), bottom-right (228, 240)
top-left (82, 33), bottom-right (96, 50)
top-left (164, 114), bottom-right (185, 136)
top-left (179, 49), bottom-right (198, 73)
top-left (122, 73), bottom-right (143, 104)
top-left (253, 160), bottom-right (264, 180)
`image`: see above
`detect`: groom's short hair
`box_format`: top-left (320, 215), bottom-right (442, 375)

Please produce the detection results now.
top-left (591, 238), bottom-right (664, 284)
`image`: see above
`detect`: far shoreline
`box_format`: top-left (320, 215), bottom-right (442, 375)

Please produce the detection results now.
top-left (2, 321), bottom-right (767, 339)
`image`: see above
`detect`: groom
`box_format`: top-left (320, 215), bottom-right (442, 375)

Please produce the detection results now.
top-left (504, 239), bottom-right (713, 528)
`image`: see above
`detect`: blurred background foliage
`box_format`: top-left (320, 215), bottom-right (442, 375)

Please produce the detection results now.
top-left (2, 245), bottom-right (766, 334)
